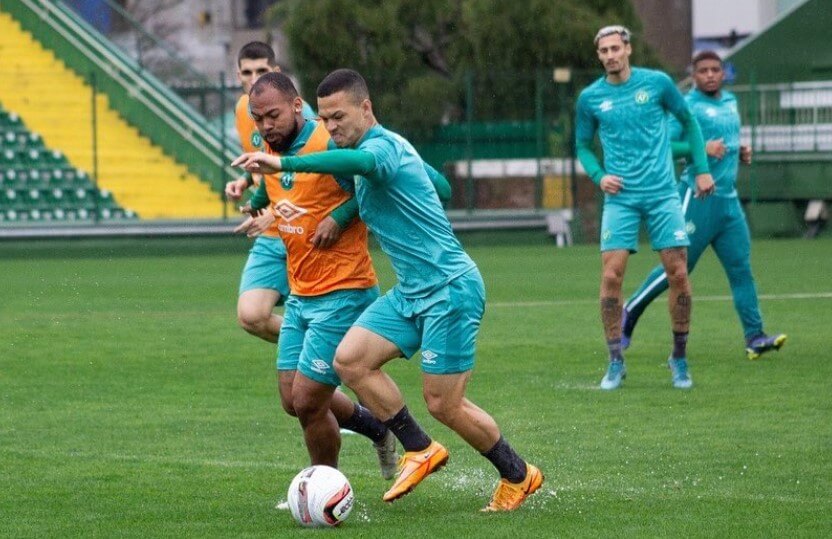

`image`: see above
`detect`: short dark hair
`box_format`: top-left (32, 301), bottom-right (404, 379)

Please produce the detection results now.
top-left (237, 41), bottom-right (276, 67)
top-left (250, 72), bottom-right (299, 100)
top-left (692, 50), bottom-right (722, 67)
top-left (316, 69), bottom-right (369, 103)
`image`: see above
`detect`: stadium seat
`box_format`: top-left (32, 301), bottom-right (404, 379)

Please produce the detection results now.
top-left (0, 106), bottom-right (135, 223)
top-left (0, 110), bottom-right (22, 128)
top-left (1, 148), bottom-right (17, 166)
top-left (2, 168), bottom-right (16, 185)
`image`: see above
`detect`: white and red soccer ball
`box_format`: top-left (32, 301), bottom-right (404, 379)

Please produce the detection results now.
top-left (287, 465), bottom-right (354, 528)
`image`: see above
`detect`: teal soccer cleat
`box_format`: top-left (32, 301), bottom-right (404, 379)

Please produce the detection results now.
top-left (600, 360), bottom-right (626, 390)
top-left (668, 357), bottom-right (693, 389)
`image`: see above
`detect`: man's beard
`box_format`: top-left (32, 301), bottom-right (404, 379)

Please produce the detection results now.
top-left (266, 118), bottom-right (300, 154)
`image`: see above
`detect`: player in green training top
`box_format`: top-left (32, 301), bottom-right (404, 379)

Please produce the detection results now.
top-left (232, 69), bottom-right (543, 512)
top-left (622, 50), bottom-right (787, 360)
top-left (576, 25), bottom-right (715, 390)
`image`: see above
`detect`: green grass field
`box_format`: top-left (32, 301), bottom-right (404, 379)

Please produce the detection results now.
top-left (1, 234), bottom-right (830, 537)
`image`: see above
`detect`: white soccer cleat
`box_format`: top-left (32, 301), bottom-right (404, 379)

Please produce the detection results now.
top-left (374, 430), bottom-right (399, 480)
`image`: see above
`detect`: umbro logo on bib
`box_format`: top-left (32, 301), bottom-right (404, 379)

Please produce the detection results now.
top-left (273, 199), bottom-right (307, 222)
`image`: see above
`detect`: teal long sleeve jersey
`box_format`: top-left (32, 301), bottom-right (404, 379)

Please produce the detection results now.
top-left (669, 88), bottom-right (742, 198)
top-left (278, 124), bottom-right (473, 299)
top-left (575, 67), bottom-right (709, 200)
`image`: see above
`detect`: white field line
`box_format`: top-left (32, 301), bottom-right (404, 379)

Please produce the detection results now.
top-left (489, 292), bottom-right (832, 308)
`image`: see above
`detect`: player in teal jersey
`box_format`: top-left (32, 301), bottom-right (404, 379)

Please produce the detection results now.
top-left (622, 50), bottom-right (787, 360)
top-left (232, 69), bottom-right (543, 512)
top-left (576, 25), bottom-right (715, 390)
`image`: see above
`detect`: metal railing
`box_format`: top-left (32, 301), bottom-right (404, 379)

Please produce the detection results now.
top-left (733, 80), bottom-right (832, 155)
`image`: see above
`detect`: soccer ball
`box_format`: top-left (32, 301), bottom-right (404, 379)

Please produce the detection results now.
top-left (287, 465), bottom-right (354, 527)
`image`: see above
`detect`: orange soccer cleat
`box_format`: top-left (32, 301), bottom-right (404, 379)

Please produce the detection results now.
top-left (382, 440), bottom-right (449, 502)
top-left (482, 463), bottom-right (544, 512)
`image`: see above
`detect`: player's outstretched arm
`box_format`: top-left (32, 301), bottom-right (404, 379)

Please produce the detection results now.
top-left (280, 150), bottom-right (376, 177)
top-left (232, 151), bottom-right (283, 174)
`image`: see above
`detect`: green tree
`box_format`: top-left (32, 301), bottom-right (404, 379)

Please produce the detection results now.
top-left (271, 0), bottom-right (662, 134)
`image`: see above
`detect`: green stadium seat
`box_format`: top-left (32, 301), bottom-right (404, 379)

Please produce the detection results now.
top-left (2, 148), bottom-right (17, 166)
top-left (0, 110), bottom-right (23, 128)
top-left (1, 130), bottom-right (41, 150)
top-left (25, 188), bottom-right (43, 208)
top-left (97, 189), bottom-right (118, 209)
top-left (3, 188), bottom-right (19, 208)
top-left (71, 187), bottom-right (95, 210)
top-left (3, 168), bottom-right (17, 185)
top-left (2, 131), bottom-right (17, 148)
top-left (24, 132), bottom-right (43, 149)
top-left (49, 168), bottom-right (68, 186)
top-left (49, 187), bottom-right (66, 203)
top-left (74, 169), bottom-right (91, 184)
top-left (12, 168), bottom-right (32, 185)
top-left (27, 169), bottom-right (45, 187)
top-left (0, 111), bottom-right (132, 222)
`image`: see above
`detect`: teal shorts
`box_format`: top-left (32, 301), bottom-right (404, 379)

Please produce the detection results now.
top-left (353, 269), bottom-right (486, 375)
top-left (600, 194), bottom-right (690, 252)
top-left (238, 236), bottom-right (290, 303)
top-left (278, 286), bottom-right (380, 387)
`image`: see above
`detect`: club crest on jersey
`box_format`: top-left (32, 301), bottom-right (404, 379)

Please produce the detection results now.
top-left (635, 90), bottom-right (649, 104)
top-left (280, 172), bottom-right (295, 190)
top-left (250, 131), bottom-right (263, 149)
top-left (686, 221), bottom-right (697, 235)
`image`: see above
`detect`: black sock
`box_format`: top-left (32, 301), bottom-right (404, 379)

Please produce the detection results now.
top-left (482, 435), bottom-right (526, 483)
top-left (607, 338), bottom-right (624, 362)
top-left (672, 331), bottom-right (688, 359)
top-left (339, 403), bottom-right (388, 444)
top-left (382, 406), bottom-right (431, 452)
top-left (622, 307), bottom-right (638, 336)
